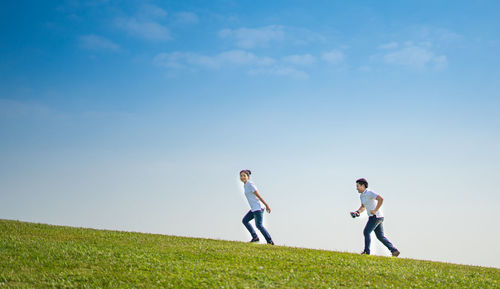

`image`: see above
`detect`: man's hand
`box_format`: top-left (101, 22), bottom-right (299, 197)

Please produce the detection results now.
top-left (266, 206), bottom-right (271, 213)
top-left (370, 210), bottom-right (377, 215)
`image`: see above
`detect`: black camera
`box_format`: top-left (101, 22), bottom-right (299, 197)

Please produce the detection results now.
top-left (350, 211), bottom-right (360, 218)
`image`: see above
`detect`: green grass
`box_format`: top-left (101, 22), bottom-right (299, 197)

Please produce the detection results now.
top-left (0, 219), bottom-right (498, 288)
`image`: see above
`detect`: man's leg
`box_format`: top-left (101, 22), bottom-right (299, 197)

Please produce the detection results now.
top-left (363, 216), bottom-right (378, 254)
top-left (253, 209), bottom-right (273, 244)
top-left (242, 210), bottom-right (258, 239)
top-left (374, 220), bottom-right (398, 253)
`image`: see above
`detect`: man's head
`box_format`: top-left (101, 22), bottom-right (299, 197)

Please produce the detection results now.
top-left (356, 178), bottom-right (368, 193)
top-left (239, 169), bottom-right (251, 183)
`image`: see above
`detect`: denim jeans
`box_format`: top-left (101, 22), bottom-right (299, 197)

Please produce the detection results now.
top-left (242, 209), bottom-right (273, 243)
top-left (363, 216), bottom-right (397, 254)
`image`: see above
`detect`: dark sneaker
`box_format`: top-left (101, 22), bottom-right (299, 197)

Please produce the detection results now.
top-left (360, 251), bottom-right (370, 255)
top-left (267, 241), bottom-right (275, 245)
top-left (392, 250), bottom-right (400, 257)
top-left (249, 237), bottom-right (260, 243)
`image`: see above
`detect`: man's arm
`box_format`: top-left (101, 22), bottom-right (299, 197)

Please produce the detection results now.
top-left (352, 204), bottom-right (365, 216)
top-left (254, 190), bottom-right (271, 213)
top-left (370, 195), bottom-right (384, 215)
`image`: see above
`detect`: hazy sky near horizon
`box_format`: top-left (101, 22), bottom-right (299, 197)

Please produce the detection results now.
top-left (1, 0), bottom-right (500, 268)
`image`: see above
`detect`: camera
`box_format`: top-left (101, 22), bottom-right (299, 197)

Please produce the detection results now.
top-left (350, 211), bottom-right (360, 218)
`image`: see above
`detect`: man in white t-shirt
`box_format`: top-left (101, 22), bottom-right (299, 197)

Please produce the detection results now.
top-left (240, 170), bottom-right (274, 245)
top-left (350, 178), bottom-right (400, 256)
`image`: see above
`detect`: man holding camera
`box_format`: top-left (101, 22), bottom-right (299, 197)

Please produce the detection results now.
top-left (350, 178), bottom-right (400, 257)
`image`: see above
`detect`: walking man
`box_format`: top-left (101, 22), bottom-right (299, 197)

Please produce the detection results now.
top-left (350, 178), bottom-right (400, 256)
top-left (239, 169), bottom-right (274, 245)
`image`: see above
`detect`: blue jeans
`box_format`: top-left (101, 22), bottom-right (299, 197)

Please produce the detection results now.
top-left (242, 209), bottom-right (273, 243)
top-left (363, 216), bottom-right (397, 254)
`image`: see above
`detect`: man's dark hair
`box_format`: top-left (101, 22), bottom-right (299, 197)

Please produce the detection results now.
top-left (356, 178), bottom-right (368, 188)
top-left (240, 169), bottom-right (252, 176)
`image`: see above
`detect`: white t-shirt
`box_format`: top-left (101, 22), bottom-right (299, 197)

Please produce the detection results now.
top-left (360, 189), bottom-right (384, 218)
top-left (244, 181), bottom-right (263, 212)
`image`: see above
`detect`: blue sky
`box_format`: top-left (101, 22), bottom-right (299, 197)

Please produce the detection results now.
top-left (1, 0), bottom-right (500, 268)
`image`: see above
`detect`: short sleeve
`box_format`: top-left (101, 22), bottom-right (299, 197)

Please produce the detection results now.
top-left (248, 182), bottom-right (257, 193)
top-left (366, 191), bottom-right (378, 199)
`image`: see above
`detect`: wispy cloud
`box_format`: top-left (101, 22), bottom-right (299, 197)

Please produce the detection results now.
top-left (0, 99), bottom-right (64, 120)
top-left (153, 50), bottom-right (311, 78)
top-left (416, 27), bottom-right (462, 44)
top-left (174, 12), bottom-right (199, 25)
top-left (381, 42), bottom-right (447, 69)
top-left (358, 65), bottom-right (372, 72)
top-left (282, 54), bottom-right (316, 66)
top-left (217, 50), bottom-right (275, 66)
top-left (154, 50), bottom-right (275, 70)
top-left (248, 67), bottom-right (309, 79)
top-left (115, 4), bottom-right (170, 41)
top-left (287, 27), bottom-right (326, 45)
top-left (372, 27), bottom-right (459, 70)
top-left (218, 25), bottom-right (285, 49)
top-left (115, 18), bottom-right (170, 41)
top-left (138, 4), bottom-right (167, 19)
top-left (378, 42), bottom-right (399, 50)
top-left (218, 25), bottom-right (325, 49)
top-left (79, 34), bottom-right (120, 51)
top-left (84, 0), bottom-right (111, 7)
top-left (154, 47), bottom-right (350, 78)
top-left (321, 50), bottom-right (345, 64)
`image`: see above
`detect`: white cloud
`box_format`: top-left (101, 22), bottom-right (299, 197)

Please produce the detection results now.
top-left (432, 55), bottom-right (448, 70)
top-left (358, 65), bottom-right (372, 72)
top-left (218, 25), bottom-right (325, 49)
top-left (383, 43), bottom-right (447, 69)
top-left (79, 34), bottom-right (120, 51)
top-left (0, 99), bottom-right (64, 120)
top-left (138, 4), bottom-right (167, 19)
top-left (154, 50), bottom-right (309, 78)
top-left (218, 50), bottom-right (275, 66)
top-left (282, 54), bottom-right (316, 66)
top-left (174, 12), bottom-right (199, 24)
top-left (154, 48), bottom-right (353, 78)
top-left (288, 28), bottom-right (326, 45)
top-left (378, 42), bottom-right (399, 50)
top-left (372, 27), bottom-right (458, 70)
top-left (153, 50), bottom-right (275, 70)
top-left (248, 67), bottom-right (309, 79)
top-left (84, 0), bottom-right (110, 6)
top-left (218, 25), bottom-right (285, 49)
top-left (322, 50), bottom-right (344, 64)
top-left (115, 4), bottom-right (170, 41)
top-left (115, 17), bottom-right (170, 41)
top-left (153, 52), bottom-right (213, 69)
top-left (416, 27), bottom-right (462, 44)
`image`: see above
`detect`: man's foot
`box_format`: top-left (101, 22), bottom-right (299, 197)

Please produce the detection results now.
top-left (267, 241), bottom-right (275, 245)
top-left (249, 237), bottom-right (260, 243)
top-left (392, 250), bottom-right (400, 257)
top-left (360, 251), bottom-right (370, 255)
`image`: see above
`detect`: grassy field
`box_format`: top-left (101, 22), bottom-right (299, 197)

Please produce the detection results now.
top-left (0, 219), bottom-right (498, 288)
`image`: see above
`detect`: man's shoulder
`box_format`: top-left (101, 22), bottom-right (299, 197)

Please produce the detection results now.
top-left (246, 181), bottom-right (256, 188)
